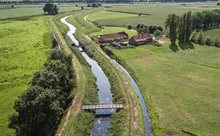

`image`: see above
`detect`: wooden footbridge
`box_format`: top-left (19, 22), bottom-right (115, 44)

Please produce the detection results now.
top-left (81, 103), bottom-right (124, 110)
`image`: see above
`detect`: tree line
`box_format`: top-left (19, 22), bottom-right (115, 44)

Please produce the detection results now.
top-left (191, 9), bottom-right (220, 30)
top-left (165, 9), bottom-right (220, 47)
top-left (1, 0), bottom-right (218, 3)
top-left (9, 48), bottom-right (75, 136)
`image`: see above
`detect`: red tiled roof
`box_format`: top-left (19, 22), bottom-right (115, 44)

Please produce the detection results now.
top-left (132, 33), bottom-right (152, 42)
top-left (129, 33), bottom-right (153, 45)
top-left (99, 32), bottom-right (128, 42)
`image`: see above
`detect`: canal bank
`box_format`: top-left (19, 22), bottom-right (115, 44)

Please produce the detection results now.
top-left (61, 16), bottom-right (115, 136)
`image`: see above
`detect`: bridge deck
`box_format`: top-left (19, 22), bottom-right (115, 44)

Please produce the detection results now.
top-left (81, 103), bottom-right (124, 110)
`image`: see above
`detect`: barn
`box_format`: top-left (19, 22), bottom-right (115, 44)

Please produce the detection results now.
top-left (98, 32), bottom-right (129, 43)
top-left (129, 33), bottom-right (153, 45)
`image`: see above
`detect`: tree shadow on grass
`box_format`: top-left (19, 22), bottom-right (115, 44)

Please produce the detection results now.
top-left (178, 42), bottom-right (194, 50)
top-left (169, 44), bottom-right (179, 52)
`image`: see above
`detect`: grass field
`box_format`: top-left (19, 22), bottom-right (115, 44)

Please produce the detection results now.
top-left (87, 5), bottom-right (220, 135)
top-left (87, 10), bottom-right (137, 21)
top-left (110, 41), bottom-right (220, 135)
top-left (0, 16), bottom-right (51, 136)
top-left (203, 28), bottom-right (220, 40)
top-left (89, 26), bottom-right (137, 37)
top-left (88, 4), bottom-right (218, 27)
top-left (0, 5), bottom-right (81, 19)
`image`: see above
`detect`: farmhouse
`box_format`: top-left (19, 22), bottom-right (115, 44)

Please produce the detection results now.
top-left (129, 33), bottom-right (153, 45)
top-left (98, 32), bottom-right (129, 43)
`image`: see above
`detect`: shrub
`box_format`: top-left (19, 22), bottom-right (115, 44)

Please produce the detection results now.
top-left (205, 36), bottom-right (213, 46)
top-left (190, 30), bottom-right (197, 42)
top-left (138, 12), bottom-right (142, 16)
top-left (197, 29), bottom-right (203, 44)
top-left (127, 25), bottom-right (132, 29)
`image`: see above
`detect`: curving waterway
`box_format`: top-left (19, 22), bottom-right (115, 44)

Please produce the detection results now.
top-left (61, 16), bottom-right (114, 136)
top-left (61, 16), bottom-right (152, 136)
top-left (113, 60), bottom-right (152, 136)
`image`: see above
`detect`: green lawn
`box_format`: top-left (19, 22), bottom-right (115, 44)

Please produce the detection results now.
top-left (0, 16), bottom-right (51, 136)
top-left (89, 26), bottom-right (137, 37)
top-left (110, 40), bottom-right (220, 136)
top-left (203, 28), bottom-right (220, 40)
top-left (0, 5), bottom-right (81, 19)
top-left (87, 4), bottom-right (218, 27)
top-left (87, 10), bottom-right (137, 21)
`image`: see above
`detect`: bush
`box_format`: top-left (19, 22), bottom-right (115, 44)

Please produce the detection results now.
top-left (197, 29), bottom-right (203, 44)
top-left (205, 36), bottom-right (213, 46)
top-left (190, 30), bottom-right (197, 42)
top-left (138, 12), bottom-right (142, 16)
top-left (127, 25), bottom-right (132, 29)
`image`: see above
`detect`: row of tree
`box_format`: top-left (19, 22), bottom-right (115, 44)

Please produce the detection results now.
top-left (9, 49), bottom-right (75, 136)
top-left (191, 9), bottom-right (220, 29)
top-left (127, 23), bottom-right (163, 34)
top-left (1, 0), bottom-right (218, 3)
top-left (165, 10), bottom-right (220, 47)
top-left (190, 30), bottom-right (220, 47)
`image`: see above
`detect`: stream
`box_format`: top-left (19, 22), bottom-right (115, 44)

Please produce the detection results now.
top-left (113, 60), bottom-right (152, 136)
top-left (61, 16), bottom-right (114, 136)
top-left (61, 16), bottom-right (152, 136)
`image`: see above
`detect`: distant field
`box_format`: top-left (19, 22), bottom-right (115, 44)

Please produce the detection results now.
top-left (110, 40), bottom-right (220, 135)
top-left (88, 4), bottom-right (218, 27)
top-left (87, 11), bottom-right (137, 22)
top-left (0, 16), bottom-right (51, 136)
top-left (0, 5), bottom-right (81, 19)
top-left (203, 28), bottom-right (220, 40)
top-left (89, 26), bottom-right (137, 37)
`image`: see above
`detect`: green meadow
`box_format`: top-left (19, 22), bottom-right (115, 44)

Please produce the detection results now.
top-left (0, 5), bottom-right (81, 19)
top-left (87, 4), bottom-right (220, 135)
top-left (89, 26), bottom-right (137, 37)
top-left (88, 4), bottom-right (218, 27)
top-left (0, 16), bottom-right (51, 136)
top-left (110, 41), bottom-right (220, 136)
top-left (203, 28), bottom-right (220, 40)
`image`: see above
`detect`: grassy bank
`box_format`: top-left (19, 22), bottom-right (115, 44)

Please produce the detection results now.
top-left (110, 41), bottom-right (220, 136)
top-left (0, 16), bottom-right (51, 136)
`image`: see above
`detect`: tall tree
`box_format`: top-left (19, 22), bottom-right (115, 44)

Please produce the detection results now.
top-left (165, 14), bottom-right (179, 45)
top-left (43, 3), bottom-right (58, 15)
top-left (191, 12), bottom-right (204, 29)
top-left (178, 16), bottom-right (185, 43)
top-left (9, 86), bottom-right (64, 136)
top-left (185, 11), bottom-right (192, 42)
